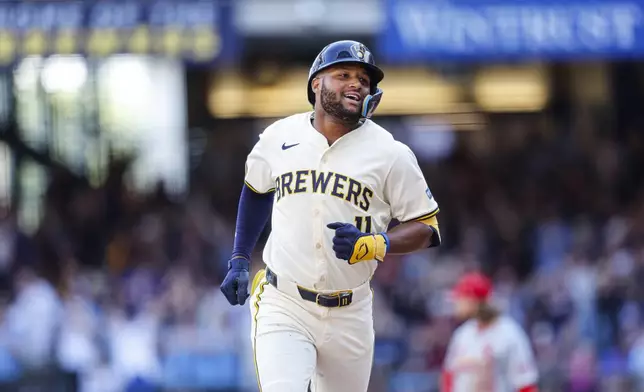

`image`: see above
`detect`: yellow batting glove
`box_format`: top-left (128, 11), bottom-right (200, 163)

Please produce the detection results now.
top-left (327, 222), bottom-right (390, 264)
top-left (349, 233), bottom-right (389, 264)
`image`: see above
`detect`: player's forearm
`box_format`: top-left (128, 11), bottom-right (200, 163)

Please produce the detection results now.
top-left (231, 183), bottom-right (274, 260)
top-left (385, 221), bottom-right (435, 254)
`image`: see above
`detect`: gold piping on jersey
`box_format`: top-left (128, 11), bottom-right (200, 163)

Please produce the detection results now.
top-left (245, 180), bottom-right (276, 194)
top-left (251, 268), bottom-right (267, 296)
top-left (418, 215), bottom-right (439, 231)
top-left (401, 207), bottom-right (440, 224)
top-left (419, 215), bottom-right (441, 245)
top-left (252, 280), bottom-right (269, 392)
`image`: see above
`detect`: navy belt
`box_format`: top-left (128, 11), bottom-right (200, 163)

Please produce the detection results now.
top-left (265, 268), bottom-right (353, 308)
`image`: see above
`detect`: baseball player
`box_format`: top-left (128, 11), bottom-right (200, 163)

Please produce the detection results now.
top-left (441, 272), bottom-right (539, 392)
top-left (219, 40), bottom-right (441, 392)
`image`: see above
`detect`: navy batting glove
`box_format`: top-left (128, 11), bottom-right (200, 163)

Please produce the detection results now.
top-left (327, 222), bottom-right (390, 264)
top-left (220, 257), bottom-right (250, 306)
top-left (327, 222), bottom-right (363, 260)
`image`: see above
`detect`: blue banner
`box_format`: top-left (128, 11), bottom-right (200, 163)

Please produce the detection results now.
top-left (379, 0), bottom-right (644, 62)
top-left (0, 0), bottom-right (238, 65)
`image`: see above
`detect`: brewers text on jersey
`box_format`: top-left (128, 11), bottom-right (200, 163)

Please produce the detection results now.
top-left (274, 170), bottom-right (373, 212)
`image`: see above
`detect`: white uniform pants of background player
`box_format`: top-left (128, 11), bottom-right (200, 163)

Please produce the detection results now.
top-left (250, 270), bottom-right (374, 392)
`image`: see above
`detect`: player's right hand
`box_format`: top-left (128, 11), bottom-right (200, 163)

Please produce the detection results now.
top-left (220, 256), bottom-right (250, 306)
top-left (327, 222), bottom-right (389, 264)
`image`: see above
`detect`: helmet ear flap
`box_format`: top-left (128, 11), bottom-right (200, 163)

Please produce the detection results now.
top-left (361, 88), bottom-right (383, 119)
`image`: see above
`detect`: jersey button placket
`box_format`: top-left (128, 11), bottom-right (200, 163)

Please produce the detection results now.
top-left (314, 205), bottom-right (326, 286)
top-left (316, 152), bottom-right (329, 287)
top-left (314, 208), bottom-right (322, 250)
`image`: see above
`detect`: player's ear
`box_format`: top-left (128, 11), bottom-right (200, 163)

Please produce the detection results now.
top-left (312, 77), bottom-right (320, 93)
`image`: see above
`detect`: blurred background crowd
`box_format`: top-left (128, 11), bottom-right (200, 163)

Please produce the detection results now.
top-left (0, 0), bottom-right (644, 391)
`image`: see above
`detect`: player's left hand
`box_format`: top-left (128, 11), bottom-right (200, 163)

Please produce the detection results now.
top-left (326, 222), bottom-right (389, 264)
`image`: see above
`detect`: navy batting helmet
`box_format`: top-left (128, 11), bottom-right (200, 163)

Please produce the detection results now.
top-left (307, 40), bottom-right (385, 119)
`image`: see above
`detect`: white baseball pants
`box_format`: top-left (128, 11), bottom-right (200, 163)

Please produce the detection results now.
top-left (250, 270), bottom-right (375, 392)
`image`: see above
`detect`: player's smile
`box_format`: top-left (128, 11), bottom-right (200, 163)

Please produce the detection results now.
top-left (343, 91), bottom-right (361, 102)
top-left (342, 90), bottom-right (363, 110)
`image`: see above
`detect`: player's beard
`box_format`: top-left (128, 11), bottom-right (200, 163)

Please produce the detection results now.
top-left (320, 82), bottom-right (361, 124)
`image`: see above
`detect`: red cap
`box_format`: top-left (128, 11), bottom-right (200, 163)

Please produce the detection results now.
top-left (451, 272), bottom-right (493, 301)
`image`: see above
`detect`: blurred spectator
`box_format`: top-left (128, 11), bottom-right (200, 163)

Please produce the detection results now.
top-left (5, 265), bottom-right (62, 370)
top-left (106, 300), bottom-right (162, 391)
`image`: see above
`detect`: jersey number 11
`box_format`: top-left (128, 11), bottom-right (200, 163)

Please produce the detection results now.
top-left (354, 216), bottom-right (373, 233)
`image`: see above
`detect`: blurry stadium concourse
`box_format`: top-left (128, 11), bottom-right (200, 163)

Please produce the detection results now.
top-left (0, 0), bottom-right (643, 391)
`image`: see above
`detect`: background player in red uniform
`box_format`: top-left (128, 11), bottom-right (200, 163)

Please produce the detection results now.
top-left (441, 272), bottom-right (539, 392)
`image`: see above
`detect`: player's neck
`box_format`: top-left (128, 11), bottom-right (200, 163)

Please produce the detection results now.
top-left (476, 319), bottom-right (492, 330)
top-left (475, 315), bottom-right (499, 331)
top-left (312, 110), bottom-right (360, 146)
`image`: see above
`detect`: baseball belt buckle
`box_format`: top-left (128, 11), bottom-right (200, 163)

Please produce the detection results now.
top-left (316, 290), bottom-right (353, 308)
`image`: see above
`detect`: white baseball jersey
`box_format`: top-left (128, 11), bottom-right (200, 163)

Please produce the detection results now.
top-left (443, 316), bottom-right (539, 392)
top-left (244, 111), bottom-right (439, 291)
